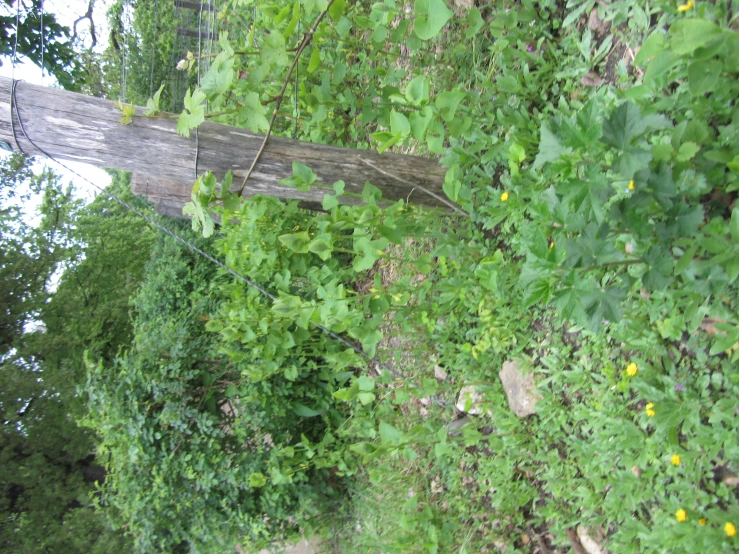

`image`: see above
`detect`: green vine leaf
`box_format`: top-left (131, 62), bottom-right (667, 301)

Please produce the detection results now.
top-left (237, 92), bottom-right (269, 132)
top-left (261, 32), bottom-right (289, 67)
top-left (201, 51), bottom-right (235, 99)
top-left (177, 88), bottom-right (207, 137)
top-left (143, 84), bottom-right (164, 116)
top-left (413, 0), bottom-right (453, 41)
top-left (406, 75), bottom-right (430, 107)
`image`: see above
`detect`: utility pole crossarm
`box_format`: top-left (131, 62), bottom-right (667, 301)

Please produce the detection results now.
top-left (0, 78), bottom-right (447, 212)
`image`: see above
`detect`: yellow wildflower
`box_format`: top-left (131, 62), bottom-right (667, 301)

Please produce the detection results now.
top-left (671, 454), bottom-right (681, 466)
top-left (645, 403), bottom-right (656, 417)
top-left (501, 191), bottom-right (509, 202)
top-left (628, 180), bottom-right (635, 191)
top-left (699, 518), bottom-right (707, 526)
top-left (626, 362), bottom-right (638, 376)
top-left (678, 1), bottom-right (694, 11)
top-left (676, 509), bottom-right (687, 522)
top-left (726, 522), bottom-right (737, 537)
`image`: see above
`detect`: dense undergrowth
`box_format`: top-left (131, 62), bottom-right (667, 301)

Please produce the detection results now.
top-left (89, 0), bottom-right (739, 552)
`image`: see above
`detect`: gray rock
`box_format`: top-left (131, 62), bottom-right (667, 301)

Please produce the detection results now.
top-left (498, 360), bottom-right (541, 417)
top-left (455, 385), bottom-right (490, 415)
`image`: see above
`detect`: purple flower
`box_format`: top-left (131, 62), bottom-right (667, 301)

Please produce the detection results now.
top-left (526, 45), bottom-right (535, 52)
top-left (674, 385), bottom-right (685, 392)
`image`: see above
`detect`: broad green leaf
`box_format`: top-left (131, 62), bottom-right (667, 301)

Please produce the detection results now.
top-left (357, 392), bottom-right (376, 405)
top-left (676, 142), bottom-right (700, 162)
top-left (308, 234), bottom-right (333, 260)
top-left (633, 32), bottom-right (667, 67)
top-left (465, 8), bottom-right (484, 39)
top-left (335, 16), bottom-right (352, 38)
top-left (688, 60), bottom-right (722, 97)
top-left (293, 403), bottom-right (321, 417)
top-left (379, 422), bottom-right (402, 444)
top-left (533, 121), bottom-right (568, 169)
top-left (602, 102), bottom-right (643, 150)
top-left (177, 88), bottom-right (207, 137)
top-left (443, 165), bottom-right (462, 202)
top-left (261, 32), bottom-right (289, 67)
top-left (322, 193), bottom-right (339, 210)
top-left (308, 47), bottom-right (322, 73)
top-left (390, 110), bottom-right (411, 137)
top-left (201, 52), bottom-right (234, 98)
top-left (329, 0), bottom-right (346, 21)
top-left (144, 84), bottom-right (165, 116)
top-left (379, 224), bottom-right (404, 244)
top-left (278, 232), bottom-right (311, 253)
top-left (248, 472), bottom-right (267, 487)
top-left (643, 50), bottom-right (680, 84)
top-left (356, 375), bottom-right (375, 391)
top-left (435, 91), bottom-right (466, 122)
top-left (406, 75), bottom-right (430, 106)
top-left (669, 19), bottom-right (723, 56)
top-left (731, 208), bottom-right (739, 244)
top-left (350, 441), bottom-right (377, 456)
top-left (284, 365), bottom-right (299, 380)
top-left (413, 0), bottom-right (453, 40)
top-left (410, 106), bottom-right (434, 141)
top-left (675, 243), bottom-right (698, 275)
top-left (237, 92), bottom-right (269, 132)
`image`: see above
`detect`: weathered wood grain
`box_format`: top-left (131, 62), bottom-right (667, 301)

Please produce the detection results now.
top-left (0, 77), bottom-right (447, 216)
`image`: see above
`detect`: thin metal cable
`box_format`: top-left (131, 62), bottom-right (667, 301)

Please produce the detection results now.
top-left (194, 0), bottom-right (204, 179)
top-left (9, 2), bottom-right (23, 153)
top-left (121, 1), bottom-right (128, 102)
top-left (39, 0), bottom-right (44, 83)
top-left (8, 79), bottom-right (404, 381)
top-left (148, 0), bottom-right (160, 98)
top-left (293, 1), bottom-right (301, 139)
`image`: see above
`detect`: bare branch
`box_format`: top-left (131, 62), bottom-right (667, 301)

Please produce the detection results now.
top-left (71, 0), bottom-right (97, 49)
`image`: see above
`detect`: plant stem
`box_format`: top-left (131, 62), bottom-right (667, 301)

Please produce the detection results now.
top-left (579, 258), bottom-right (643, 273)
top-left (237, 0), bottom-right (338, 195)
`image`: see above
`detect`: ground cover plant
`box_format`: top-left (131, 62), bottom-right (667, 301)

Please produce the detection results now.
top-left (88, 0), bottom-right (739, 552)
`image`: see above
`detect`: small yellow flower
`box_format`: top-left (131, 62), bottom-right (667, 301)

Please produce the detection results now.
top-left (678, 0), bottom-right (694, 11)
top-left (628, 180), bottom-right (635, 191)
top-left (501, 191), bottom-right (509, 202)
top-left (671, 454), bottom-right (681, 466)
top-left (645, 403), bottom-right (656, 417)
top-left (726, 522), bottom-right (737, 537)
top-left (549, 241), bottom-right (555, 248)
top-left (699, 518), bottom-right (707, 526)
top-left (626, 362), bottom-right (638, 376)
top-left (676, 509), bottom-right (687, 522)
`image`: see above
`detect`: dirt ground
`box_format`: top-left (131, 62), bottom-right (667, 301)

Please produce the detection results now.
top-left (235, 537), bottom-right (318, 554)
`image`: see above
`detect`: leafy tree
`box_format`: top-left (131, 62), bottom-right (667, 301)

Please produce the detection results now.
top-left (0, 0), bottom-right (84, 89)
top-left (1, 160), bottom-right (151, 552)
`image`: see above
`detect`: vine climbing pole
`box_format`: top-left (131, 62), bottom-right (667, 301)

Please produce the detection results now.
top-left (0, 77), bottom-right (448, 215)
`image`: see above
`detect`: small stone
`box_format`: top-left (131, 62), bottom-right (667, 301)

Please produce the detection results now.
top-left (434, 364), bottom-right (448, 381)
top-left (577, 525), bottom-right (604, 554)
top-left (580, 71), bottom-right (604, 87)
top-left (456, 385), bottom-right (490, 415)
top-left (498, 360), bottom-right (541, 417)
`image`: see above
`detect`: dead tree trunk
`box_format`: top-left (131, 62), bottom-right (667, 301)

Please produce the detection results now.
top-left (0, 78), bottom-right (446, 216)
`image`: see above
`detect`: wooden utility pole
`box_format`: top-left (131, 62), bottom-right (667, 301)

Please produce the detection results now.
top-left (0, 78), bottom-right (447, 215)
